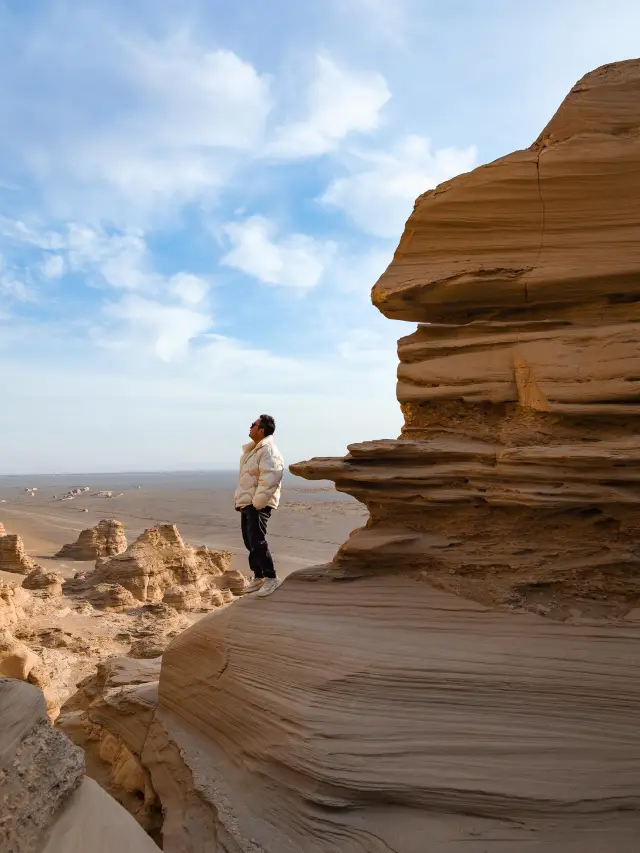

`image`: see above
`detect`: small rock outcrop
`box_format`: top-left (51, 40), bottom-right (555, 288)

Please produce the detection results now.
top-left (0, 583), bottom-right (32, 629)
top-left (0, 679), bottom-right (158, 853)
top-left (57, 656), bottom-right (163, 837)
top-left (0, 534), bottom-right (39, 574)
top-left (55, 519), bottom-right (127, 561)
top-left (0, 628), bottom-right (42, 680)
top-left (23, 567), bottom-right (64, 596)
top-left (86, 583), bottom-right (137, 612)
top-left (75, 524), bottom-right (238, 610)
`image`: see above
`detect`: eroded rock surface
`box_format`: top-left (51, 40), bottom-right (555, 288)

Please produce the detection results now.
top-left (0, 582), bottom-right (32, 629)
top-left (23, 566), bottom-right (65, 595)
top-left (55, 519), bottom-right (127, 561)
top-left (294, 59), bottom-right (640, 619)
top-left (0, 534), bottom-right (39, 574)
top-left (0, 678), bottom-right (158, 853)
top-left (57, 656), bottom-right (163, 837)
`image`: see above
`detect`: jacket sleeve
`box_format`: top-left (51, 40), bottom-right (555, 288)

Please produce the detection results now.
top-left (253, 449), bottom-right (284, 509)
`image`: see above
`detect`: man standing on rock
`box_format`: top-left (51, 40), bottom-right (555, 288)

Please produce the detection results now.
top-left (235, 414), bottom-right (285, 597)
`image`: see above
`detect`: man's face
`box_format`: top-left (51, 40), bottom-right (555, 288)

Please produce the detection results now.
top-left (249, 418), bottom-right (265, 443)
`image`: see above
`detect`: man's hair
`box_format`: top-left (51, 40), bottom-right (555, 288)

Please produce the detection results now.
top-left (259, 414), bottom-right (276, 437)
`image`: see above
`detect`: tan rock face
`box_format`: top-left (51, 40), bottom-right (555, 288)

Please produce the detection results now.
top-left (0, 679), bottom-right (159, 853)
top-left (55, 519), bottom-right (127, 561)
top-left (23, 567), bottom-right (65, 596)
top-left (0, 534), bottom-right (39, 575)
top-left (87, 583), bottom-right (137, 612)
top-left (292, 59), bottom-right (640, 617)
top-left (76, 524), bottom-right (236, 610)
top-left (0, 583), bottom-right (32, 629)
top-left (0, 628), bottom-right (42, 680)
top-left (57, 657), bottom-right (162, 837)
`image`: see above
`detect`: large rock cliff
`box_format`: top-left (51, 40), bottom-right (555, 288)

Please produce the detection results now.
top-left (63, 61), bottom-right (640, 852)
top-left (294, 59), bottom-right (640, 619)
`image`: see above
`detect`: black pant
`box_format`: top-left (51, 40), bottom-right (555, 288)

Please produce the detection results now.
top-left (240, 506), bottom-right (276, 579)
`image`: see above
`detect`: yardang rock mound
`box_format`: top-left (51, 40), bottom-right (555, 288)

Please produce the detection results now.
top-left (73, 524), bottom-right (239, 611)
top-left (55, 519), bottom-right (127, 561)
top-left (0, 534), bottom-right (39, 575)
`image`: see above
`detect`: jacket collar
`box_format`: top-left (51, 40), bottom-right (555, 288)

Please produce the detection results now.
top-left (242, 435), bottom-right (273, 454)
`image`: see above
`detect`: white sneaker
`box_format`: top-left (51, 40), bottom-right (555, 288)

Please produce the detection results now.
top-left (243, 578), bottom-right (264, 594)
top-left (257, 577), bottom-right (283, 597)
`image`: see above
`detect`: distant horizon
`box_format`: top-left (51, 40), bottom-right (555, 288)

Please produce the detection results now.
top-left (0, 468), bottom-right (307, 479)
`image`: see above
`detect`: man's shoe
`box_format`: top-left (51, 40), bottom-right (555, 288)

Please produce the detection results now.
top-left (243, 578), bottom-right (264, 594)
top-left (257, 577), bottom-right (283, 597)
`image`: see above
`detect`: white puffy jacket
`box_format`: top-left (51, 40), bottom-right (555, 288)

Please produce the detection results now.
top-left (234, 435), bottom-right (284, 510)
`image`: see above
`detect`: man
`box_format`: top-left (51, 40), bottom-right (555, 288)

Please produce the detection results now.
top-left (234, 414), bottom-right (284, 597)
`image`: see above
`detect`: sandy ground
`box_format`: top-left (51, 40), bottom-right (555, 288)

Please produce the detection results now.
top-left (0, 471), bottom-right (367, 578)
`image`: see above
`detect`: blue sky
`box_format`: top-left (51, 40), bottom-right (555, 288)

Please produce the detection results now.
top-left (1, 0), bottom-right (639, 473)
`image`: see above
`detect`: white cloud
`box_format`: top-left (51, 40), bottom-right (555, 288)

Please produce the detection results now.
top-left (327, 246), bottom-right (394, 296)
top-left (40, 253), bottom-right (65, 279)
top-left (268, 55), bottom-right (390, 159)
top-left (0, 261), bottom-right (32, 303)
top-left (126, 39), bottom-right (272, 151)
top-left (103, 294), bottom-right (212, 362)
top-left (169, 273), bottom-right (209, 306)
top-left (333, 0), bottom-right (410, 45)
top-left (15, 31), bottom-right (273, 225)
top-left (64, 224), bottom-right (150, 290)
top-left (221, 215), bottom-right (336, 289)
top-left (0, 218), bottom-right (65, 251)
top-left (321, 134), bottom-right (477, 237)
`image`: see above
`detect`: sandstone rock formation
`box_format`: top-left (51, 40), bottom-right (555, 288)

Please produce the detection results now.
top-left (0, 627), bottom-right (41, 680)
top-left (126, 602), bottom-right (191, 657)
top-left (0, 582), bottom-right (32, 629)
top-left (55, 519), bottom-right (127, 561)
top-left (0, 533), bottom-right (39, 574)
top-left (87, 582), bottom-right (137, 612)
top-left (0, 627), bottom-right (73, 721)
top-left (23, 566), bottom-right (65, 595)
top-left (0, 678), bottom-right (158, 853)
top-left (73, 524), bottom-right (238, 610)
top-left (294, 59), bottom-right (640, 620)
top-left (98, 61), bottom-right (640, 853)
top-left (57, 656), bottom-right (162, 837)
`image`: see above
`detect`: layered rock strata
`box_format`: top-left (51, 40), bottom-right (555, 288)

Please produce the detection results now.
top-left (115, 61), bottom-right (640, 853)
top-left (0, 678), bottom-right (158, 853)
top-left (294, 59), bottom-right (640, 618)
top-left (55, 519), bottom-right (127, 561)
top-left (23, 566), bottom-right (64, 595)
top-left (0, 534), bottom-right (39, 574)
